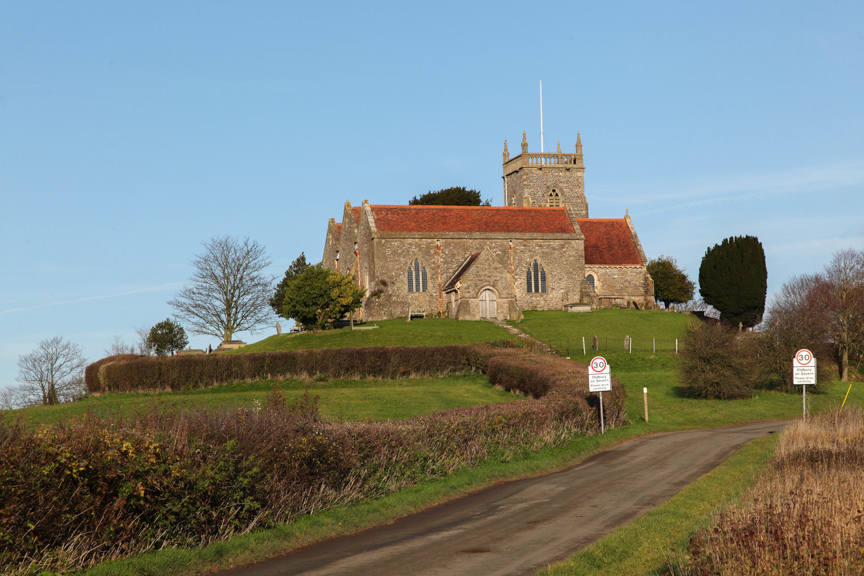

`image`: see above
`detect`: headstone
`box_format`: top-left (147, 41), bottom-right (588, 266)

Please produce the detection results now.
top-left (592, 335), bottom-right (598, 351)
top-left (276, 321), bottom-right (282, 335)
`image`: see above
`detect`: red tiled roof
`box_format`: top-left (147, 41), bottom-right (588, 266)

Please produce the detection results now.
top-left (577, 219), bottom-right (643, 265)
top-left (369, 205), bottom-right (576, 234)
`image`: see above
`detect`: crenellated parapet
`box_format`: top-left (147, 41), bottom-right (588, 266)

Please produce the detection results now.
top-left (503, 132), bottom-right (584, 174)
top-left (502, 132), bottom-right (587, 217)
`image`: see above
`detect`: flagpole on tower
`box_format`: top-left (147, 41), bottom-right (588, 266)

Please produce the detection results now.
top-left (539, 80), bottom-right (544, 153)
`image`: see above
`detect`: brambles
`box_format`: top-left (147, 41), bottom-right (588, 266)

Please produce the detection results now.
top-left (674, 409), bottom-right (864, 575)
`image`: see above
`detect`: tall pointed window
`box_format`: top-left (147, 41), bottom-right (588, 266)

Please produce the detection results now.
top-left (547, 189), bottom-right (561, 207)
top-left (407, 259), bottom-right (428, 292)
top-left (526, 260), bottom-right (547, 293)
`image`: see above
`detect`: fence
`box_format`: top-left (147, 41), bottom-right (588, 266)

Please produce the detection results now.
top-left (544, 336), bottom-right (682, 357)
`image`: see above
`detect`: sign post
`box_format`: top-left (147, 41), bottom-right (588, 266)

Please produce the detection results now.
top-left (793, 348), bottom-right (817, 420)
top-left (589, 356), bottom-right (612, 433)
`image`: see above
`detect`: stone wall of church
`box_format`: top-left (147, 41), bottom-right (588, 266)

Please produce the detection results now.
top-left (361, 234), bottom-right (586, 321)
top-left (505, 167), bottom-right (587, 217)
top-left (586, 265), bottom-right (656, 309)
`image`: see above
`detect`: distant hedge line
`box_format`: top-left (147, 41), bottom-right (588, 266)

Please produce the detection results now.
top-left (86, 344), bottom-right (517, 395)
top-left (1, 345), bottom-right (629, 574)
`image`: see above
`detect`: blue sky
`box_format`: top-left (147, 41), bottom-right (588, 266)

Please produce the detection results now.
top-left (2, 1), bottom-right (863, 391)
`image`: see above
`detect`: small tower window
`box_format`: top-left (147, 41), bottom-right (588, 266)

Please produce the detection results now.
top-left (547, 189), bottom-right (561, 207)
top-left (526, 260), bottom-right (547, 293)
top-left (407, 259), bottom-right (428, 292)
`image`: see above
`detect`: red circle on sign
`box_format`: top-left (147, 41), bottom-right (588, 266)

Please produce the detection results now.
top-left (590, 356), bottom-right (608, 373)
top-left (795, 349), bottom-right (814, 366)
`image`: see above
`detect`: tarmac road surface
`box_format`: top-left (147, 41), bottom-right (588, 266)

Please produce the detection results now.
top-left (217, 421), bottom-right (788, 576)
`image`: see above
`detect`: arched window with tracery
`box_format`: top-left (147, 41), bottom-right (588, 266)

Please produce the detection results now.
top-left (547, 189), bottom-right (561, 207)
top-left (526, 260), bottom-right (547, 293)
top-left (407, 259), bottom-right (428, 292)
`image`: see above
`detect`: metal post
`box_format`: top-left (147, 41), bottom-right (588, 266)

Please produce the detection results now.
top-left (802, 384), bottom-right (807, 420)
top-left (599, 391), bottom-right (605, 434)
top-left (582, 336), bottom-right (586, 355)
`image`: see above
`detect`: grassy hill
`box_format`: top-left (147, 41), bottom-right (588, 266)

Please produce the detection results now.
top-left (8, 310), bottom-right (863, 576)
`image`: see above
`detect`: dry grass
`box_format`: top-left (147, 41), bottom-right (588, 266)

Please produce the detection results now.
top-left (674, 408), bottom-right (864, 575)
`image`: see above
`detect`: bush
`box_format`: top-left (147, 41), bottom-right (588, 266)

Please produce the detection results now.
top-left (679, 322), bottom-right (759, 399)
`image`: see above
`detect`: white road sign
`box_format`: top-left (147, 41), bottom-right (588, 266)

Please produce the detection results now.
top-left (589, 356), bottom-right (612, 392)
top-left (793, 348), bottom-right (817, 386)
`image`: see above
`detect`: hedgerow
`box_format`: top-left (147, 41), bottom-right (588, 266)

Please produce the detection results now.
top-left (3, 347), bottom-right (626, 574)
top-left (85, 344), bottom-right (514, 394)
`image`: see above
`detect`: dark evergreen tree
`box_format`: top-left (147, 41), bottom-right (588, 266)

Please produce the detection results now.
top-left (698, 235), bottom-right (767, 328)
top-left (147, 318), bottom-right (189, 356)
top-left (409, 186), bottom-right (489, 206)
top-left (646, 255), bottom-right (695, 308)
top-left (270, 252), bottom-right (310, 317)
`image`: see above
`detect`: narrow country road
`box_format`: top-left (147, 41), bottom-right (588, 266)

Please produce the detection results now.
top-left (217, 421), bottom-right (788, 576)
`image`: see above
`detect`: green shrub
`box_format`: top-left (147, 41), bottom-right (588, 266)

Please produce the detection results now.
top-left (679, 322), bottom-right (759, 399)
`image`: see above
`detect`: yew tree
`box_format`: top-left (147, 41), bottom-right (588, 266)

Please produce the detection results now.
top-left (698, 235), bottom-right (767, 328)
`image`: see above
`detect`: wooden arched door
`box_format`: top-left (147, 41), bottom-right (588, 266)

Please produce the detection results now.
top-left (479, 288), bottom-right (497, 319)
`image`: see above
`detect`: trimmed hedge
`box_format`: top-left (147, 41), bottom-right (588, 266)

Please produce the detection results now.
top-left (86, 344), bottom-right (514, 394)
top-left (4, 346), bottom-right (629, 574)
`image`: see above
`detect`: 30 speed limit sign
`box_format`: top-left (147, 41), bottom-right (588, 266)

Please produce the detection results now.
top-left (793, 348), bottom-right (817, 386)
top-left (589, 356), bottom-right (611, 392)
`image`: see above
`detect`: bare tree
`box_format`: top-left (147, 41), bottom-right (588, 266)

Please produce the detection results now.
top-left (761, 273), bottom-right (831, 388)
top-left (17, 336), bottom-right (88, 406)
top-left (169, 236), bottom-right (274, 342)
top-left (0, 386), bottom-right (25, 410)
top-left (105, 335), bottom-right (137, 356)
top-left (810, 249), bottom-right (864, 381)
top-left (133, 325), bottom-right (154, 355)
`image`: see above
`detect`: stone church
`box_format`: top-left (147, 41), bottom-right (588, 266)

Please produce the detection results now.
top-left (321, 132), bottom-right (655, 321)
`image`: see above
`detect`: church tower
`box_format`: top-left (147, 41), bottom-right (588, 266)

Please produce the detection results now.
top-left (502, 132), bottom-right (587, 217)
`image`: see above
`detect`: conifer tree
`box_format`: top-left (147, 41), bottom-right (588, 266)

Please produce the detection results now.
top-left (698, 235), bottom-right (767, 328)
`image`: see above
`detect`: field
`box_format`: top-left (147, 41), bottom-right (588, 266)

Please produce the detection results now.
top-left (7, 311), bottom-right (864, 576)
